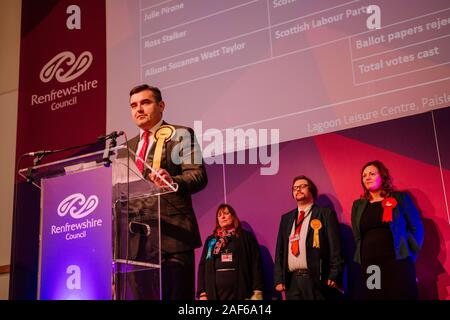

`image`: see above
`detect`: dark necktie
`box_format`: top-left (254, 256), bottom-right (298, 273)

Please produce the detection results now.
top-left (291, 210), bottom-right (305, 256)
top-left (136, 130), bottom-right (150, 174)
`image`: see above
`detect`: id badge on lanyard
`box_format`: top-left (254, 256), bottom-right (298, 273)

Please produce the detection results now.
top-left (221, 250), bottom-right (233, 262)
top-left (289, 234), bottom-right (300, 242)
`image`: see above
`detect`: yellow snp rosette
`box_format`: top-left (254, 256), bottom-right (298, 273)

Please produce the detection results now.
top-left (152, 125), bottom-right (176, 169)
top-left (310, 219), bottom-right (322, 248)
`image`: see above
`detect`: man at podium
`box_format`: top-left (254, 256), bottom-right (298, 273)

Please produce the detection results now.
top-left (124, 84), bottom-right (208, 300)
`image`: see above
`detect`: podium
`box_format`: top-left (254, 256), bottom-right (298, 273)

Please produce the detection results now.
top-left (18, 145), bottom-right (177, 300)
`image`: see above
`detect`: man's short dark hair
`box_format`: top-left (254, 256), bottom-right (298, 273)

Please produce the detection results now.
top-left (129, 84), bottom-right (162, 102)
top-left (292, 175), bottom-right (318, 200)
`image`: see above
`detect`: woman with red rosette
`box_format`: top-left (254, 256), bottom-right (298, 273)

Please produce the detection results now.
top-left (197, 204), bottom-right (264, 300)
top-left (351, 160), bottom-right (424, 299)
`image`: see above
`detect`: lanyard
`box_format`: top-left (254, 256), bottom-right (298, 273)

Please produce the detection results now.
top-left (295, 207), bottom-right (312, 228)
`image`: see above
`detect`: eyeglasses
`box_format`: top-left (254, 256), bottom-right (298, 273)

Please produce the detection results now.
top-left (292, 184), bottom-right (309, 191)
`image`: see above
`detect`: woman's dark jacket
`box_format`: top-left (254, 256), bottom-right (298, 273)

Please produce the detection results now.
top-left (197, 230), bottom-right (264, 299)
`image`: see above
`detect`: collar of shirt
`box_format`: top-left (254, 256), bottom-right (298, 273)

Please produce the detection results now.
top-left (136, 119), bottom-right (163, 163)
top-left (139, 119), bottom-right (163, 140)
top-left (297, 203), bottom-right (313, 215)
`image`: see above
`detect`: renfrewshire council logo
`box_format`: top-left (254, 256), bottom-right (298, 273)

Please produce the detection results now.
top-left (31, 50), bottom-right (98, 111)
top-left (40, 51), bottom-right (93, 83)
top-left (51, 193), bottom-right (103, 241)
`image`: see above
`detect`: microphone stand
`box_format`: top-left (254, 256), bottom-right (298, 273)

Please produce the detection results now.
top-left (102, 132), bottom-right (120, 167)
top-left (23, 133), bottom-right (118, 183)
top-left (25, 152), bottom-right (50, 184)
top-left (23, 131), bottom-right (124, 182)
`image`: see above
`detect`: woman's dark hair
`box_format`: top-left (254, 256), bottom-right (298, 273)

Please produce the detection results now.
top-left (214, 204), bottom-right (242, 236)
top-left (292, 175), bottom-right (318, 201)
top-left (360, 160), bottom-right (394, 199)
top-left (129, 84), bottom-right (162, 103)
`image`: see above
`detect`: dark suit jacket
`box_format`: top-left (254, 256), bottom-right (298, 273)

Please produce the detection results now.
top-left (123, 121), bottom-right (208, 253)
top-left (274, 204), bottom-right (344, 290)
top-left (351, 191), bottom-right (424, 264)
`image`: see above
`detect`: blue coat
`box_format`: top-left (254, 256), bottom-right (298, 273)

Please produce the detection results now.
top-left (351, 191), bottom-right (424, 264)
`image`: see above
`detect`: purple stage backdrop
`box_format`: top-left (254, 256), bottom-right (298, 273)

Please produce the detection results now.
top-left (40, 167), bottom-right (112, 300)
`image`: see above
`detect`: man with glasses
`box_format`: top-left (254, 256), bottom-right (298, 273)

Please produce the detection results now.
top-left (274, 175), bottom-right (344, 299)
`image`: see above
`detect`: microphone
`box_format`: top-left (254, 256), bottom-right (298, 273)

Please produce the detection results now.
top-left (98, 131), bottom-right (124, 140)
top-left (25, 150), bottom-right (53, 156)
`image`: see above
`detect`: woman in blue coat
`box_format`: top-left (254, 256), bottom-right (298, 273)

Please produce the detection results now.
top-left (351, 160), bottom-right (424, 299)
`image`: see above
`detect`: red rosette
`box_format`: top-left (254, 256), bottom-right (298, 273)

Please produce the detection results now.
top-left (381, 197), bottom-right (398, 222)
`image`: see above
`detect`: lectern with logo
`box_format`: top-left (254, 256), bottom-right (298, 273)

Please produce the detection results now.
top-left (18, 145), bottom-right (177, 300)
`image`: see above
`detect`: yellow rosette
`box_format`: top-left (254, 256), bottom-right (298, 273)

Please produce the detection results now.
top-left (152, 125), bottom-right (175, 169)
top-left (310, 219), bottom-right (322, 248)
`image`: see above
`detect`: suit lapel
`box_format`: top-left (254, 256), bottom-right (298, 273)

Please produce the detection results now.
top-left (286, 209), bottom-right (297, 237)
top-left (143, 121), bottom-right (170, 176)
top-left (146, 140), bottom-right (156, 165)
top-left (128, 135), bottom-right (140, 162)
top-left (147, 120), bottom-right (170, 164)
top-left (354, 198), bottom-right (369, 232)
top-left (392, 193), bottom-right (401, 220)
top-left (307, 205), bottom-right (319, 242)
